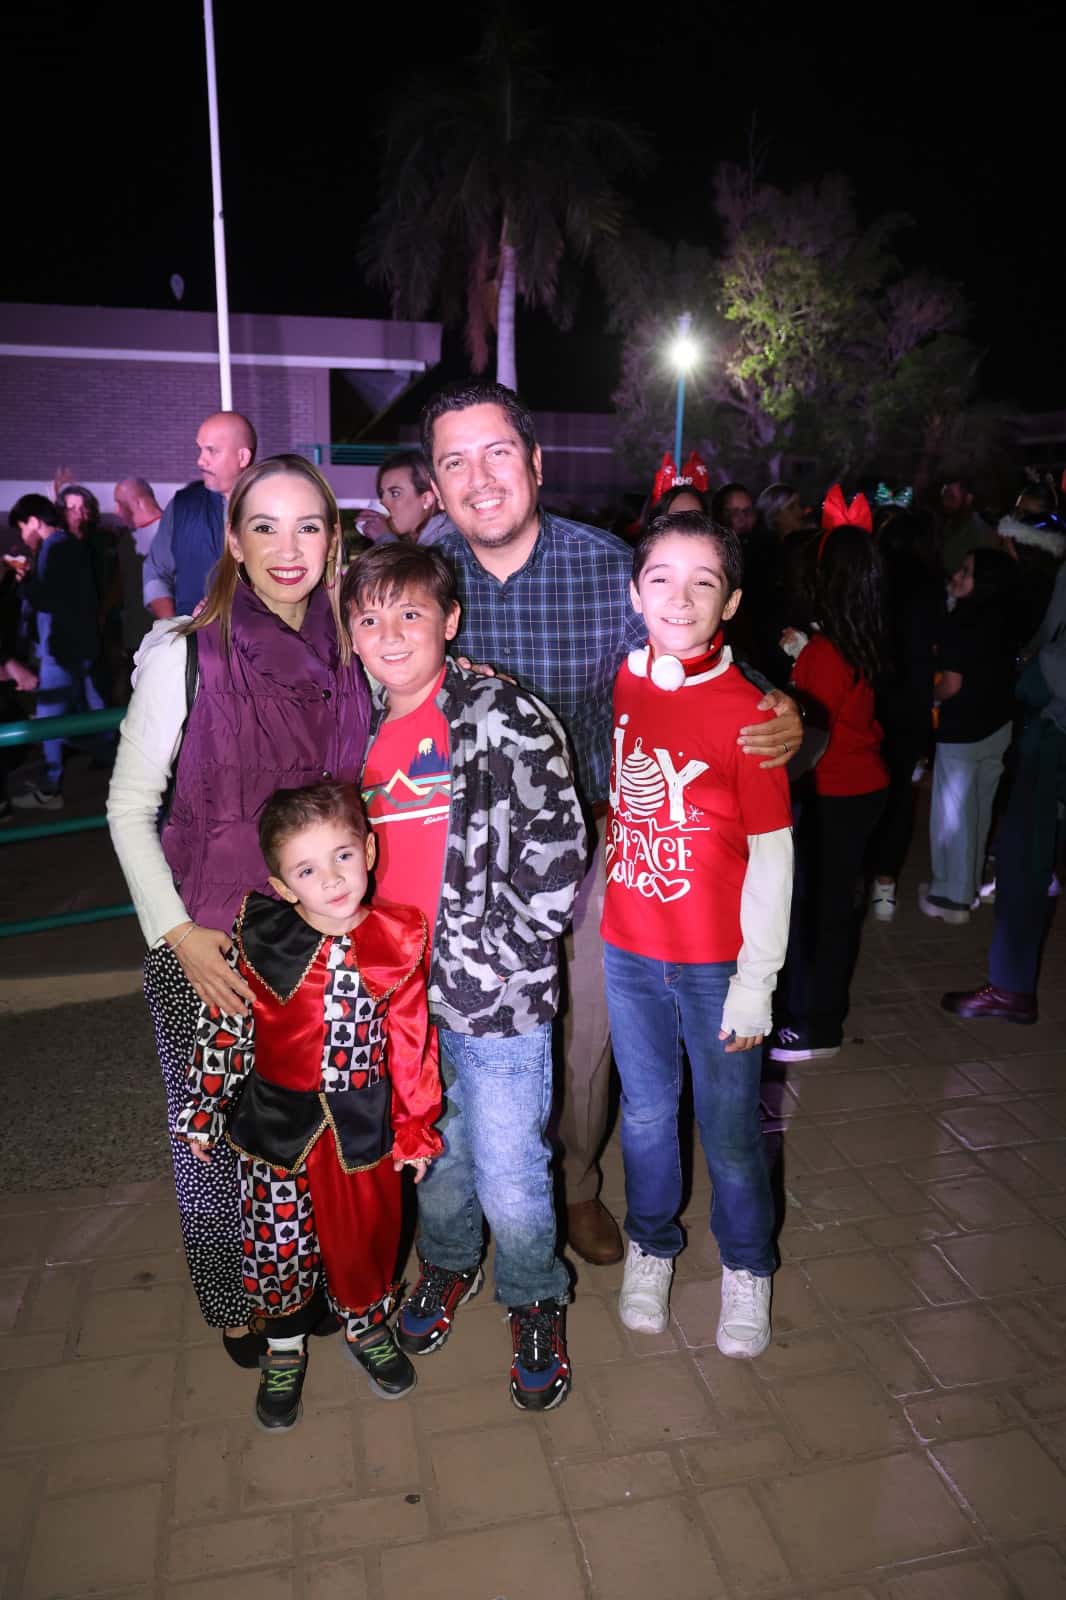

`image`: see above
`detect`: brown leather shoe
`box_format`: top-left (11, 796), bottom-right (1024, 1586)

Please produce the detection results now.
top-left (566, 1198), bottom-right (623, 1265)
top-left (941, 983), bottom-right (1037, 1025)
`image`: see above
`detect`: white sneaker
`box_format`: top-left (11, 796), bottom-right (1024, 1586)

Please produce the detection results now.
top-left (618, 1241), bottom-right (674, 1334)
top-left (871, 880), bottom-right (896, 921)
top-left (12, 786), bottom-right (63, 811)
top-left (717, 1266), bottom-right (772, 1359)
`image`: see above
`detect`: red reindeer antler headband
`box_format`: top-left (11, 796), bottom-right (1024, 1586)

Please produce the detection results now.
top-left (817, 483), bottom-right (873, 561)
top-left (651, 451), bottom-right (710, 504)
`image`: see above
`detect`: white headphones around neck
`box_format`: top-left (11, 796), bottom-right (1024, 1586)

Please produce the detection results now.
top-left (626, 647), bottom-right (686, 691)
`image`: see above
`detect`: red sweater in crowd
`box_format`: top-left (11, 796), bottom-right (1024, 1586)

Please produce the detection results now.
top-left (791, 634), bottom-right (888, 797)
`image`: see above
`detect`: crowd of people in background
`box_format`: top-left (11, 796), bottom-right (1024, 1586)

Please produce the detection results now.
top-left (2, 386), bottom-right (1064, 1434)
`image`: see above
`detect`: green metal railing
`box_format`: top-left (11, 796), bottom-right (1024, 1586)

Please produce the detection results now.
top-left (0, 708), bottom-right (133, 937)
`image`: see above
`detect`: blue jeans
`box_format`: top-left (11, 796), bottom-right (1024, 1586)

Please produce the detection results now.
top-left (415, 1025), bottom-right (569, 1308)
top-left (603, 942), bottom-right (776, 1275)
top-left (36, 655), bottom-right (108, 791)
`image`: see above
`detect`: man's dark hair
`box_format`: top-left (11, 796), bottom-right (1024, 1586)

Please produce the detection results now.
top-left (259, 781), bottom-right (368, 877)
top-left (632, 511), bottom-right (744, 596)
top-left (420, 381), bottom-right (538, 470)
top-left (341, 541), bottom-right (460, 620)
top-left (8, 494), bottom-right (61, 531)
top-left (375, 448), bottom-right (432, 499)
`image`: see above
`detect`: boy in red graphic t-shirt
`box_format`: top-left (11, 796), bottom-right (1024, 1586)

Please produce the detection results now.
top-left (344, 543), bottom-right (587, 1414)
top-left (602, 510), bottom-right (794, 1360)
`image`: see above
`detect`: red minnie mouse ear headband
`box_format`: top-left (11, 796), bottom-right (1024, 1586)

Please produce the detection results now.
top-left (651, 451), bottom-right (710, 504)
top-left (817, 483), bottom-right (873, 561)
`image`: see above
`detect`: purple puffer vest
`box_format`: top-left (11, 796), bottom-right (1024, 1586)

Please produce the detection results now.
top-left (162, 583), bottom-right (370, 932)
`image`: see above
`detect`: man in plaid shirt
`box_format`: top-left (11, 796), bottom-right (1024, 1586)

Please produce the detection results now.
top-left (423, 382), bottom-right (802, 1266)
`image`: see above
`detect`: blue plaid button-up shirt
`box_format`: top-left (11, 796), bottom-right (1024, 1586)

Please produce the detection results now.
top-left (434, 511), bottom-right (645, 807)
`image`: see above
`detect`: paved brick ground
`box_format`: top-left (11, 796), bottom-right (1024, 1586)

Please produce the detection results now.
top-left (2, 827), bottom-right (1065, 1597)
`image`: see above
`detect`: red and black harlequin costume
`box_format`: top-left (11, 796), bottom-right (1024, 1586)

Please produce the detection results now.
top-left (175, 893), bottom-right (441, 1341)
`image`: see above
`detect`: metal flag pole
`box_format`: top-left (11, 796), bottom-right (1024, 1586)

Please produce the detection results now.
top-left (203, 0), bottom-right (233, 410)
top-left (673, 311), bottom-right (692, 467)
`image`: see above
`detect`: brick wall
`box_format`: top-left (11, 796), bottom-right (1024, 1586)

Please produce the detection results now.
top-left (0, 357), bottom-right (319, 482)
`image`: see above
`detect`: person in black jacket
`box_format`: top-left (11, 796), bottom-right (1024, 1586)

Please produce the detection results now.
top-left (0, 556), bottom-right (38, 819)
top-left (6, 494), bottom-right (105, 810)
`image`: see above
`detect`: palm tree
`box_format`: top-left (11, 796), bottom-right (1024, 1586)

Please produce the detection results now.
top-left (360, 18), bottom-right (649, 391)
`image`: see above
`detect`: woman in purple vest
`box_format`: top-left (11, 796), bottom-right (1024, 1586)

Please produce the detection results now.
top-left (108, 455), bottom-right (370, 1363)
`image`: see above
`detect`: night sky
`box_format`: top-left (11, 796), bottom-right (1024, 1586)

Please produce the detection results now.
top-left (5, 1), bottom-right (1063, 416)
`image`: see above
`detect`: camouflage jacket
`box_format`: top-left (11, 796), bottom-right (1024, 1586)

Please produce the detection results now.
top-left (367, 658), bottom-right (588, 1036)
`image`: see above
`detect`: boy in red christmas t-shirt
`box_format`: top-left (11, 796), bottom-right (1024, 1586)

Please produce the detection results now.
top-left (602, 510), bottom-right (794, 1359)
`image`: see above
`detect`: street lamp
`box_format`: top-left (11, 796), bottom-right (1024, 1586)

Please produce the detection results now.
top-left (669, 312), bottom-right (699, 468)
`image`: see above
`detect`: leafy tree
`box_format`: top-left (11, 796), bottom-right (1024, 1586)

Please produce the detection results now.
top-left (360, 19), bottom-right (649, 392)
top-left (606, 163), bottom-right (981, 486)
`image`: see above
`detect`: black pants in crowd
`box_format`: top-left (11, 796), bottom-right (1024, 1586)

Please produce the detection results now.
top-left (778, 787), bottom-right (888, 1047)
top-left (872, 725), bottom-right (927, 882)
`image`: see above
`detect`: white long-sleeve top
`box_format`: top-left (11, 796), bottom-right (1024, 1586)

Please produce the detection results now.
top-left (723, 828), bottom-right (794, 1038)
top-left (106, 620), bottom-right (195, 947)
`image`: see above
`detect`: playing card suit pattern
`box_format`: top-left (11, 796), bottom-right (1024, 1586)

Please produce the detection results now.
top-left (184, 929), bottom-right (404, 1329)
top-left (320, 944), bottom-right (388, 1090)
top-left (178, 994), bottom-right (254, 1143)
top-left (239, 1158), bottom-right (319, 1315)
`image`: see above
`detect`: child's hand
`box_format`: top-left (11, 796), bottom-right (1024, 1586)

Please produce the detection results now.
top-left (186, 1137), bottom-right (214, 1164)
top-left (719, 1028), bottom-right (764, 1054)
top-left (394, 1156), bottom-right (433, 1184)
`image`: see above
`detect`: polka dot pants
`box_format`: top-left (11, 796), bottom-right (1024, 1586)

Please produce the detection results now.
top-left (144, 946), bottom-right (253, 1329)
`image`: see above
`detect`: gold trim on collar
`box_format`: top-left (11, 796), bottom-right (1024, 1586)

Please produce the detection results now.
top-left (353, 910), bottom-right (429, 1002)
top-left (234, 891), bottom-right (329, 1005)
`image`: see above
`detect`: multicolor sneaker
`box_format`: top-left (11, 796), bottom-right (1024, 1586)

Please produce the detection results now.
top-left (509, 1299), bottom-right (571, 1412)
top-left (344, 1325), bottom-right (416, 1399)
top-left (255, 1348), bottom-right (307, 1431)
top-left (396, 1259), bottom-right (483, 1355)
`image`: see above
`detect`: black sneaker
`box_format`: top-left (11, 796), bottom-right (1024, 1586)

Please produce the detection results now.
top-left (255, 1348), bottom-right (307, 1431)
top-left (767, 1025), bottom-right (840, 1063)
top-left (12, 786), bottom-right (62, 811)
top-left (396, 1258), bottom-right (483, 1355)
top-left (345, 1324), bottom-right (416, 1399)
top-left (509, 1299), bottom-right (571, 1412)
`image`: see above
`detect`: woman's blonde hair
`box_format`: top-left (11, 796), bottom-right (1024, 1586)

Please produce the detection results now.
top-left (182, 454), bottom-right (350, 663)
